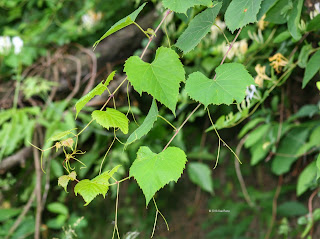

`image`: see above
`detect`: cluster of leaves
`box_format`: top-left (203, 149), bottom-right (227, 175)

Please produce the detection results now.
top-left (1, 0), bottom-right (320, 238)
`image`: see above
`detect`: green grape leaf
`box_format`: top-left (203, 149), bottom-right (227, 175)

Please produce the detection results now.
top-left (302, 50), bottom-right (320, 88)
top-left (58, 171), bottom-right (77, 192)
top-left (93, 3), bottom-right (146, 49)
top-left (124, 47), bottom-right (185, 114)
top-left (225, 0), bottom-right (263, 33)
top-left (162, 0), bottom-right (213, 14)
top-left (185, 63), bottom-right (254, 107)
top-left (175, 2), bottom-right (222, 53)
top-left (287, 0), bottom-right (303, 40)
top-left (126, 100), bottom-right (158, 146)
top-left (74, 165), bottom-right (121, 206)
top-left (297, 161), bottom-right (317, 196)
top-left (92, 108), bottom-right (129, 134)
top-left (187, 162), bottom-right (213, 194)
top-left (48, 128), bottom-right (77, 142)
top-left (75, 71), bottom-right (115, 118)
top-left (129, 146), bottom-right (187, 206)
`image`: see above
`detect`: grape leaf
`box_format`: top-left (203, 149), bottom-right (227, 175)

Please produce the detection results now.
top-left (75, 71), bottom-right (115, 118)
top-left (287, 0), bottom-right (303, 40)
top-left (302, 50), bottom-right (320, 89)
top-left (74, 165), bottom-right (121, 206)
top-left (124, 47), bottom-right (185, 114)
top-left (92, 108), bottom-right (129, 134)
top-left (162, 0), bottom-right (213, 14)
top-left (130, 146), bottom-right (187, 206)
top-left (175, 2), bottom-right (222, 53)
top-left (185, 63), bottom-right (254, 107)
top-left (225, 0), bottom-right (263, 33)
top-left (93, 3), bottom-right (146, 49)
top-left (58, 171), bottom-right (77, 192)
top-left (187, 162), bottom-right (213, 193)
top-left (126, 100), bottom-right (158, 146)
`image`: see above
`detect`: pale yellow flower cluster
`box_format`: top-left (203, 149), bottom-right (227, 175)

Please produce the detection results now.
top-left (254, 64), bottom-right (271, 87)
top-left (217, 40), bottom-right (248, 60)
top-left (269, 53), bottom-right (288, 74)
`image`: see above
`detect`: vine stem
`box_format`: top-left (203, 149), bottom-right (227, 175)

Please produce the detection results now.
top-left (162, 28), bottom-right (242, 151)
top-left (140, 10), bottom-right (172, 59)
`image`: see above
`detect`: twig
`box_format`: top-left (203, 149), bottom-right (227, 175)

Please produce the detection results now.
top-left (65, 54), bottom-right (82, 101)
top-left (33, 133), bottom-right (42, 239)
top-left (140, 10), bottom-right (172, 60)
top-left (308, 188), bottom-right (319, 217)
top-left (265, 175), bottom-right (283, 239)
top-left (0, 147), bottom-right (32, 173)
top-left (5, 188), bottom-right (36, 239)
top-left (234, 135), bottom-right (255, 207)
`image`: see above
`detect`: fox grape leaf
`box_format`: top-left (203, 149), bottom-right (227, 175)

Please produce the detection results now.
top-left (225, 0), bottom-right (263, 33)
top-left (162, 0), bottom-right (213, 14)
top-left (93, 3), bottom-right (146, 49)
top-left (75, 71), bottom-right (115, 118)
top-left (124, 47), bottom-right (185, 114)
top-left (185, 63), bottom-right (254, 107)
top-left (175, 2), bottom-right (222, 53)
top-left (92, 108), bottom-right (129, 134)
top-left (74, 165), bottom-right (121, 206)
top-left (302, 50), bottom-right (320, 89)
top-left (129, 146), bottom-right (187, 206)
top-left (126, 100), bottom-right (158, 146)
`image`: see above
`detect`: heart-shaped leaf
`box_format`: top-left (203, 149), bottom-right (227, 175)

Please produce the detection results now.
top-left (129, 146), bottom-right (187, 206)
top-left (185, 63), bottom-right (254, 107)
top-left (124, 47), bottom-right (185, 114)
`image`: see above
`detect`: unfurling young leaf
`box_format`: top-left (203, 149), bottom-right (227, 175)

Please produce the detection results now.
top-left (75, 71), bottom-right (116, 118)
top-left (162, 0), bottom-right (213, 14)
top-left (175, 2), bottom-right (222, 53)
top-left (92, 108), bottom-right (129, 134)
top-left (93, 3), bottom-right (146, 49)
top-left (58, 171), bottom-right (77, 192)
top-left (49, 128), bottom-right (77, 142)
top-left (124, 47), bottom-right (185, 114)
top-left (129, 146), bottom-right (187, 206)
top-left (74, 165), bottom-right (121, 206)
top-left (185, 63), bottom-right (254, 107)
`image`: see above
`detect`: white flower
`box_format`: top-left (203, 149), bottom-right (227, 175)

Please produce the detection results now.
top-left (12, 36), bottom-right (23, 54)
top-left (246, 84), bottom-right (257, 101)
top-left (0, 36), bottom-right (23, 55)
top-left (0, 36), bottom-right (12, 55)
top-left (310, 2), bottom-right (320, 19)
top-left (82, 10), bottom-right (102, 29)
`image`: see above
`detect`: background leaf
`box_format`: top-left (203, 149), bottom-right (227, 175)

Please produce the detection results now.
top-left (175, 2), bottom-right (222, 53)
top-left (287, 0), bottom-right (303, 40)
top-left (185, 63), bottom-right (254, 107)
top-left (302, 50), bottom-right (320, 88)
top-left (129, 146), bottom-right (187, 205)
top-left (124, 47), bottom-right (185, 114)
top-left (297, 161), bottom-right (317, 196)
top-left (187, 162), bottom-right (213, 194)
